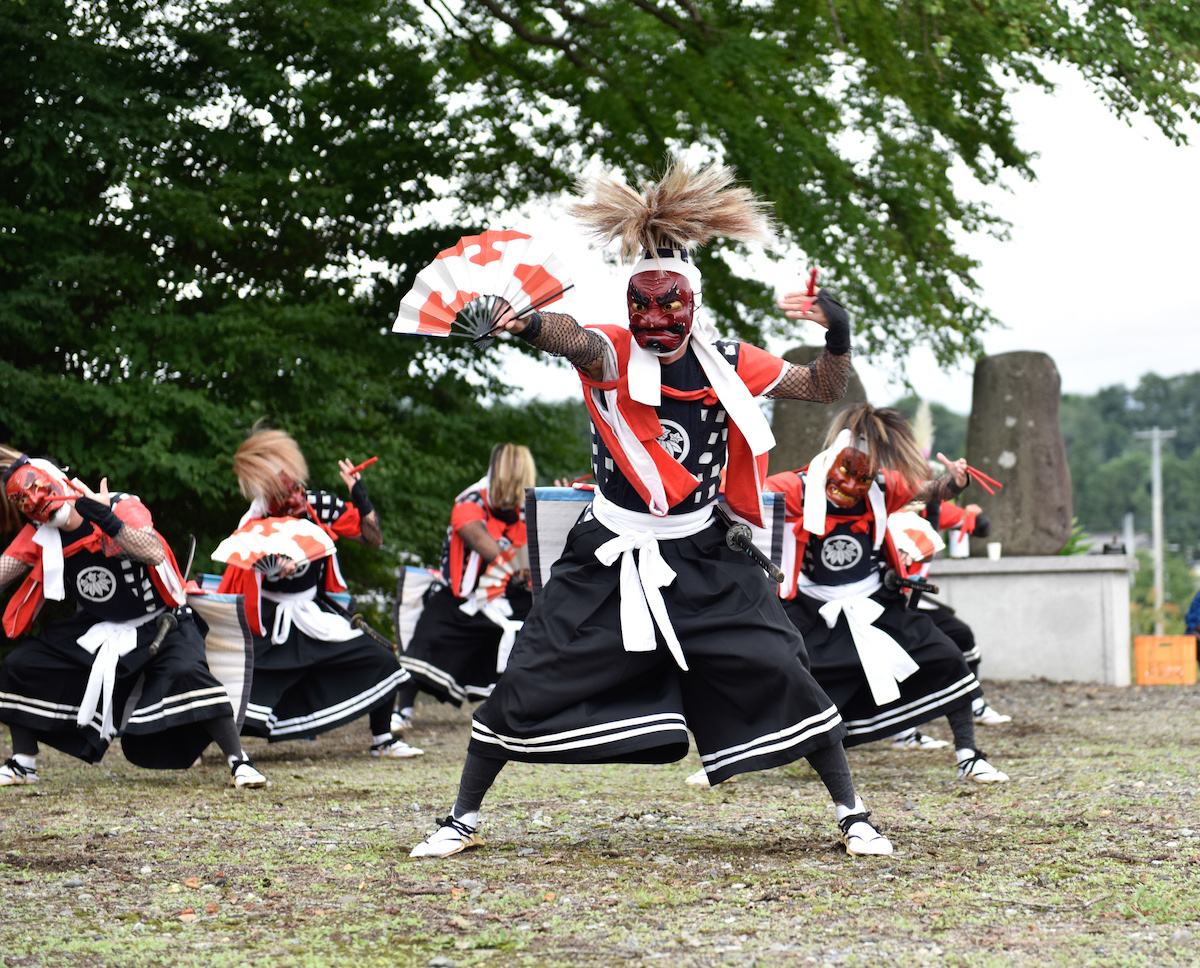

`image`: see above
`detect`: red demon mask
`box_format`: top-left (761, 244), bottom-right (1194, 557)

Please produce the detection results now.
top-left (266, 476), bottom-right (309, 518)
top-left (4, 457), bottom-right (73, 525)
top-left (627, 270), bottom-right (695, 356)
top-left (825, 448), bottom-right (875, 509)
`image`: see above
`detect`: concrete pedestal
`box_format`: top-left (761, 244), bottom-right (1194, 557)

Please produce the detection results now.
top-left (927, 555), bottom-right (1133, 685)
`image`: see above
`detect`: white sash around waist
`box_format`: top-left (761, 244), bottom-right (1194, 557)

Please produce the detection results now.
top-left (76, 608), bottom-right (164, 741)
top-left (591, 492), bottom-right (715, 672)
top-left (813, 593), bottom-right (919, 706)
top-left (262, 587), bottom-right (357, 645)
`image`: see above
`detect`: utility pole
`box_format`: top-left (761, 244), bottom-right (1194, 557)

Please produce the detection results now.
top-left (1133, 427), bottom-right (1177, 635)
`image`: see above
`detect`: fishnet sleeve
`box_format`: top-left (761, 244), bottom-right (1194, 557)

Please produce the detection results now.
top-left (913, 474), bottom-right (967, 505)
top-left (766, 348), bottom-right (852, 403)
top-left (358, 512), bottom-right (382, 548)
top-left (523, 312), bottom-right (609, 373)
top-left (109, 526), bottom-right (167, 566)
top-left (0, 554), bottom-right (30, 595)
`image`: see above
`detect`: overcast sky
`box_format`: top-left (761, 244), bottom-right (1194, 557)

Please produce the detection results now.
top-left (493, 63), bottom-right (1200, 415)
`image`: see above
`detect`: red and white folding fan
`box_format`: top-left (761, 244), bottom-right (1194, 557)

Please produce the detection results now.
top-left (474, 543), bottom-right (530, 605)
top-left (393, 230), bottom-right (573, 349)
top-left (887, 511), bottom-right (946, 565)
top-left (212, 517), bottom-right (337, 580)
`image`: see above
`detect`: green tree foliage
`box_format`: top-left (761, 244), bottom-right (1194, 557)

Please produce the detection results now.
top-left (434, 0), bottom-right (1200, 358)
top-left (5, 0), bottom-right (1200, 595)
top-left (1060, 372), bottom-right (1200, 558)
top-left (0, 0), bottom-right (590, 585)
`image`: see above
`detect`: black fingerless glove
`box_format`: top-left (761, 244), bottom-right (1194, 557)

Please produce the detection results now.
top-left (349, 480), bottom-right (374, 518)
top-left (513, 311), bottom-right (543, 343)
top-left (816, 290), bottom-right (851, 356)
top-left (75, 496), bottom-right (124, 537)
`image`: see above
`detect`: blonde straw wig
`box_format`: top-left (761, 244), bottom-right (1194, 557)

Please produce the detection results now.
top-left (233, 428), bottom-right (309, 506)
top-left (567, 157), bottom-right (776, 262)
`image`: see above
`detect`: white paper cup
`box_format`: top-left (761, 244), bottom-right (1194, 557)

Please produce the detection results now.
top-left (986, 542), bottom-right (1002, 561)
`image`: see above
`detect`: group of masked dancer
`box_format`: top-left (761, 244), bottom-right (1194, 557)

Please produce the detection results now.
top-left (0, 158), bottom-right (1013, 860)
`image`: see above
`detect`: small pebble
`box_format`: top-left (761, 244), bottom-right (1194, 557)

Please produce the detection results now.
top-left (62, 879), bottom-right (84, 889)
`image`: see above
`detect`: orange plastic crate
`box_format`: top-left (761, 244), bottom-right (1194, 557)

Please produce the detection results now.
top-left (1134, 635), bottom-right (1198, 685)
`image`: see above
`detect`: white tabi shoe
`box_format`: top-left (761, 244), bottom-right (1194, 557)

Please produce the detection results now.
top-left (410, 816), bottom-right (483, 859)
top-left (957, 749), bottom-right (1009, 784)
top-left (230, 758), bottom-right (268, 789)
top-left (972, 700), bottom-right (1012, 726)
top-left (890, 728), bottom-right (950, 750)
top-left (684, 766), bottom-right (736, 786)
top-left (0, 758), bottom-right (38, 786)
top-left (390, 711), bottom-right (414, 732)
top-left (371, 737), bottom-right (424, 758)
top-left (836, 799), bottom-right (893, 856)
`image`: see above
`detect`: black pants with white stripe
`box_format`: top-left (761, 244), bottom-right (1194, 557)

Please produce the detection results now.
top-left (400, 584), bottom-right (530, 707)
top-left (783, 589), bottom-right (978, 747)
top-left (922, 604), bottom-right (985, 702)
top-left (0, 610), bottom-right (235, 767)
top-left (470, 515), bottom-right (847, 785)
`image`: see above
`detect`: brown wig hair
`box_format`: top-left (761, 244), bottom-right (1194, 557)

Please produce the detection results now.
top-left (823, 404), bottom-right (929, 491)
top-left (233, 426), bottom-right (309, 507)
top-left (0, 445), bottom-right (27, 535)
top-left (487, 443), bottom-right (536, 512)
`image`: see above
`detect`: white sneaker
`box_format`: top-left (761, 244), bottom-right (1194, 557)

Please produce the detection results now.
top-left (410, 816), bottom-right (483, 858)
top-left (837, 804), bottom-right (893, 856)
top-left (890, 728), bottom-right (950, 750)
top-left (0, 758), bottom-right (38, 786)
top-left (684, 766), bottom-right (736, 786)
top-left (230, 759), bottom-right (268, 789)
top-left (957, 750), bottom-right (1009, 784)
top-left (390, 711), bottom-right (414, 732)
top-left (371, 738), bottom-right (424, 758)
top-left (973, 701), bottom-right (1012, 726)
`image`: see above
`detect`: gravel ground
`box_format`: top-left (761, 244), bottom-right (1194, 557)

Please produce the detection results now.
top-left (1, 678), bottom-right (1198, 967)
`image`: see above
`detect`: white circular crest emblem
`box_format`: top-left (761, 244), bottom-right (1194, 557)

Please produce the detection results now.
top-left (76, 566), bottom-right (117, 602)
top-left (657, 419), bottom-right (690, 462)
top-left (821, 536), bottom-right (863, 571)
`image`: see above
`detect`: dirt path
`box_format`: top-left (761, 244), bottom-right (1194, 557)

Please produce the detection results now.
top-left (1, 679), bottom-right (1198, 967)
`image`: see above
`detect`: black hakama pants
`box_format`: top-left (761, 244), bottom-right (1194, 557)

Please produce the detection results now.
top-left (470, 515), bottom-right (846, 785)
top-left (241, 603), bottom-right (407, 741)
top-left (0, 610), bottom-right (235, 768)
top-left (782, 590), bottom-right (978, 747)
top-left (401, 584), bottom-right (532, 707)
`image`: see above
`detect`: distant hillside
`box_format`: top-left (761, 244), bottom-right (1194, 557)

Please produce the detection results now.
top-left (897, 372), bottom-right (1200, 562)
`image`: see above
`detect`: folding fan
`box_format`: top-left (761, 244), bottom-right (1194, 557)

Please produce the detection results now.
top-left (212, 517), bottom-right (337, 580)
top-left (474, 543), bottom-right (530, 604)
top-left (887, 511), bottom-right (946, 564)
top-left (393, 230), bottom-right (573, 349)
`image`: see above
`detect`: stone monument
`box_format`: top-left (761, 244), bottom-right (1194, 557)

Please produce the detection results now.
top-left (965, 351), bottom-right (1073, 556)
top-left (768, 346), bottom-right (868, 475)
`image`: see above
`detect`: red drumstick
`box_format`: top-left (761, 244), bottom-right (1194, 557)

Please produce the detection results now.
top-left (349, 456), bottom-right (379, 475)
top-left (965, 465), bottom-right (1003, 496)
top-left (799, 267), bottom-right (819, 313)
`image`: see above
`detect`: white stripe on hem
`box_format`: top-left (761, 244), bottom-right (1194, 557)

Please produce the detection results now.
top-left (472, 711), bottom-right (687, 749)
top-left (471, 720), bottom-right (688, 756)
top-left (699, 705), bottom-right (844, 773)
top-left (842, 674), bottom-right (978, 736)
top-left (255, 672), bottom-right (407, 737)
